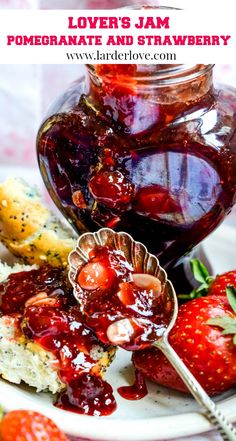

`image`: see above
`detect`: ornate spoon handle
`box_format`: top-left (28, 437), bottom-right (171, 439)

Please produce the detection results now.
top-left (153, 337), bottom-right (236, 441)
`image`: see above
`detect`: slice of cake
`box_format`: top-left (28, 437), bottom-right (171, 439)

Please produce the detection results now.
top-left (0, 177), bottom-right (76, 267)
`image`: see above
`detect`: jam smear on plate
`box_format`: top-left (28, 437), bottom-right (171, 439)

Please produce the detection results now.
top-left (118, 369), bottom-right (148, 401)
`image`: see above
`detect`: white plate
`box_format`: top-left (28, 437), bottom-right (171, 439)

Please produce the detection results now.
top-left (0, 166), bottom-right (235, 440)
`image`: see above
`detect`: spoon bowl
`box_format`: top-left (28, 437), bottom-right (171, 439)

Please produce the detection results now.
top-left (69, 227), bottom-right (178, 343)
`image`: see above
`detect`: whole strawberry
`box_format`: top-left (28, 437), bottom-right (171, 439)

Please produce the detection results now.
top-left (208, 271), bottom-right (236, 296)
top-left (133, 288), bottom-right (236, 395)
top-left (179, 259), bottom-right (236, 300)
top-left (0, 410), bottom-right (68, 441)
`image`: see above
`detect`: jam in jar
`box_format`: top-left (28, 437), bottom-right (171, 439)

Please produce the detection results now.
top-left (37, 64), bottom-right (236, 287)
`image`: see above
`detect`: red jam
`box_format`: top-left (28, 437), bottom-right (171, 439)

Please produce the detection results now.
top-left (0, 266), bottom-right (116, 416)
top-left (56, 374), bottom-right (116, 416)
top-left (0, 266), bottom-right (72, 314)
top-left (75, 245), bottom-right (169, 351)
top-left (118, 369), bottom-right (148, 401)
top-left (37, 63), bottom-right (236, 282)
top-left (0, 255), bottom-right (173, 411)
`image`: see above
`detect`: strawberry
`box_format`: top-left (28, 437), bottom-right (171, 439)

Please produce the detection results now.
top-left (0, 410), bottom-right (68, 441)
top-left (78, 260), bottom-right (115, 291)
top-left (133, 185), bottom-right (182, 220)
top-left (208, 271), bottom-right (236, 297)
top-left (89, 170), bottom-right (134, 210)
top-left (179, 259), bottom-right (236, 300)
top-left (133, 287), bottom-right (236, 395)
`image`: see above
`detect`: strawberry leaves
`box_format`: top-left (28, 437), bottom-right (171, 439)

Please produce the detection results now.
top-left (207, 286), bottom-right (236, 345)
top-left (178, 259), bottom-right (214, 300)
top-left (208, 316), bottom-right (236, 344)
top-left (190, 259), bottom-right (211, 284)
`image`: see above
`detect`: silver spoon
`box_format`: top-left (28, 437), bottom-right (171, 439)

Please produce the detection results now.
top-left (69, 227), bottom-right (236, 441)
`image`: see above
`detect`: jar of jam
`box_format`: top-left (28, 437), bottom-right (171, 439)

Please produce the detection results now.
top-left (37, 63), bottom-right (236, 289)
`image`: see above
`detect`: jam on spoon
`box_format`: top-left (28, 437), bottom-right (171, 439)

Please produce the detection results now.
top-left (75, 245), bottom-right (170, 352)
top-left (73, 243), bottom-right (172, 400)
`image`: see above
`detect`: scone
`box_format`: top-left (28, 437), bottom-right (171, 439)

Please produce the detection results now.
top-left (0, 315), bottom-right (64, 394)
top-left (0, 262), bottom-right (115, 397)
top-left (0, 177), bottom-right (76, 267)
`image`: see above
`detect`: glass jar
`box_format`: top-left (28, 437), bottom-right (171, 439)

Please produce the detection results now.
top-left (37, 63), bottom-right (236, 288)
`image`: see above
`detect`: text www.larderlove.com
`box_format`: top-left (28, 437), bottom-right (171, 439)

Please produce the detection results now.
top-left (66, 49), bottom-right (177, 62)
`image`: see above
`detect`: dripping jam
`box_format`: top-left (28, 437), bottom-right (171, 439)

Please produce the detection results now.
top-left (118, 369), bottom-right (148, 401)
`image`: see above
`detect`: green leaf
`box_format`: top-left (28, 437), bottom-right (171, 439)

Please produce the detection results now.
top-left (207, 316), bottom-right (236, 334)
top-left (178, 289), bottom-right (197, 300)
top-left (233, 334), bottom-right (236, 345)
top-left (222, 328), bottom-right (236, 335)
top-left (226, 286), bottom-right (236, 314)
top-left (178, 286), bottom-right (207, 300)
top-left (178, 260), bottom-right (214, 301)
top-left (190, 259), bottom-right (210, 284)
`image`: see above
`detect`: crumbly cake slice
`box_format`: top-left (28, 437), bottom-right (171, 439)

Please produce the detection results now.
top-left (0, 177), bottom-right (76, 267)
top-left (0, 315), bottom-right (64, 394)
